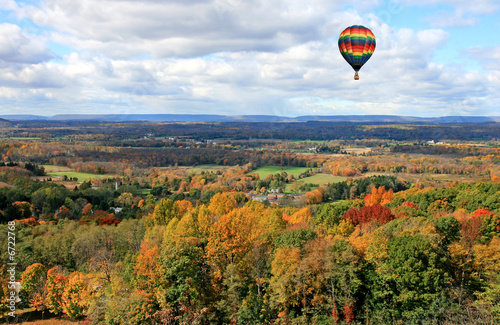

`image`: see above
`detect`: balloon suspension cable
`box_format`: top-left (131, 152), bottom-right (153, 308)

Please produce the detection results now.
top-left (354, 71), bottom-right (359, 80)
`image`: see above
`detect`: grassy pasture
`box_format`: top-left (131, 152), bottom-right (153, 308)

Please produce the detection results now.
top-left (298, 173), bottom-right (347, 185)
top-left (250, 166), bottom-right (312, 179)
top-left (43, 165), bottom-right (113, 181)
top-left (47, 171), bottom-right (111, 181)
top-left (4, 137), bottom-right (42, 140)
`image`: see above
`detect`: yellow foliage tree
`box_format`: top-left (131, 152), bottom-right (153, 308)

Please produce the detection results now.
top-left (208, 192), bottom-right (237, 217)
top-left (62, 271), bottom-right (90, 319)
top-left (288, 207), bottom-right (312, 225)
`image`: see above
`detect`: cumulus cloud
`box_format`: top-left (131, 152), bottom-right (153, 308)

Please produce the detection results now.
top-left (14, 0), bottom-right (350, 59)
top-left (0, 23), bottom-right (53, 63)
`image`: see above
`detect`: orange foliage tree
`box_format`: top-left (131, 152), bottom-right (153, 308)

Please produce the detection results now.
top-left (134, 241), bottom-right (164, 290)
top-left (364, 186), bottom-right (394, 206)
top-left (45, 267), bottom-right (67, 315)
top-left (82, 203), bottom-right (93, 216)
top-left (305, 189), bottom-right (323, 205)
top-left (56, 205), bottom-right (73, 219)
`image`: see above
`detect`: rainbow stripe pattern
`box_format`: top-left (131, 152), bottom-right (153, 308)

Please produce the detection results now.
top-left (338, 25), bottom-right (376, 72)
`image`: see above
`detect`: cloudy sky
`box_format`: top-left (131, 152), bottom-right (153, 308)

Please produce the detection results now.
top-left (0, 0), bottom-right (499, 117)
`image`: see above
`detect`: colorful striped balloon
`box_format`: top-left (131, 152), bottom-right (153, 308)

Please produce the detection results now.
top-left (338, 25), bottom-right (376, 80)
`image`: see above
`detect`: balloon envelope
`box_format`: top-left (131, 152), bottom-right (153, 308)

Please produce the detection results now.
top-left (338, 25), bottom-right (376, 79)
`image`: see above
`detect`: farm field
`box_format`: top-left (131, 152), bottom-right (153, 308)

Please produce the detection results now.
top-left (42, 165), bottom-right (74, 173)
top-left (297, 173), bottom-right (347, 185)
top-left (250, 166), bottom-right (312, 179)
top-left (343, 147), bottom-right (372, 155)
top-left (1, 136), bottom-right (42, 140)
top-left (47, 171), bottom-right (111, 181)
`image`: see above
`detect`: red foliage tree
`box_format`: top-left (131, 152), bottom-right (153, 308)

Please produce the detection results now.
top-left (343, 204), bottom-right (394, 226)
top-left (344, 302), bottom-right (354, 323)
top-left (98, 216), bottom-right (121, 226)
top-left (472, 208), bottom-right (494, 218)
top-left (402, 201), bottom-right (419, 210)
top-left (460, 215), bottom-right (482, 248)
top-left (331, 303), bottom-right (339, 323)
top-left (93, 210), bottom-right (118, 226)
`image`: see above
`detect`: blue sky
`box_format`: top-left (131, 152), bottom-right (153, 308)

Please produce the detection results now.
top-left (0, 0), bottom-right (498, 117)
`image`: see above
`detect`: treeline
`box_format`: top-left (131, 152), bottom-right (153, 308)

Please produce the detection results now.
top-left (324, 175), bottom-right (409, 201)
top-left (1, 182), bottom-right (499, 324)
top-left (50, 148), bottom-right (319, 169)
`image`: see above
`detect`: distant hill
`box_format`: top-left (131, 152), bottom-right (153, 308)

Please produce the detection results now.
top-left (0, 114), bottom-right (499, 123)
top-left (0, 118), bottom-right (12, 127)
top-left (0, 115), bottom-right (49, 121)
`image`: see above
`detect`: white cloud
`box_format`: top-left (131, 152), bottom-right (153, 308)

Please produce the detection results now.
top-left (0, 1), bottom-right (498, 117)
top-left (0, 23), bottom-right (53, 63)
top-left (20, 0), bottom-right (360, 59)
top-left (465, 45), bottom-right (500, 70)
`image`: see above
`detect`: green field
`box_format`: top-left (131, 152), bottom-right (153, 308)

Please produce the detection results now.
top-left (48, 171), bottom-right (111, 181)
top-left (250, 166), bottom-right (313, 179)
top-left (2, 137), bottom-right (41, 140)
top-left (298, 173), bottom-right (347, 185)
top-left (290, 140), bottom-right (322, 144)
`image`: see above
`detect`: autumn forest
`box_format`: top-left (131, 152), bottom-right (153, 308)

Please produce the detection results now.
top-left (0, 120), bottom-right (500, 324)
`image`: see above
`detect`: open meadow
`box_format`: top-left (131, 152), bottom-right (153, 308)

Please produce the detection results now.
top-left (250, 166), bottom-right (313, 179)
top-left (42, 165), bottom-right (114, 181)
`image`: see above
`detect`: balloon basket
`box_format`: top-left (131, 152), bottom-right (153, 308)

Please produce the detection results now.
top-left (354, 72), bottom-right (359, 80)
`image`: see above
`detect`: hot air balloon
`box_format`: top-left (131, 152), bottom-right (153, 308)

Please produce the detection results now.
top-left (338, 25), bottom-right (376, 80)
